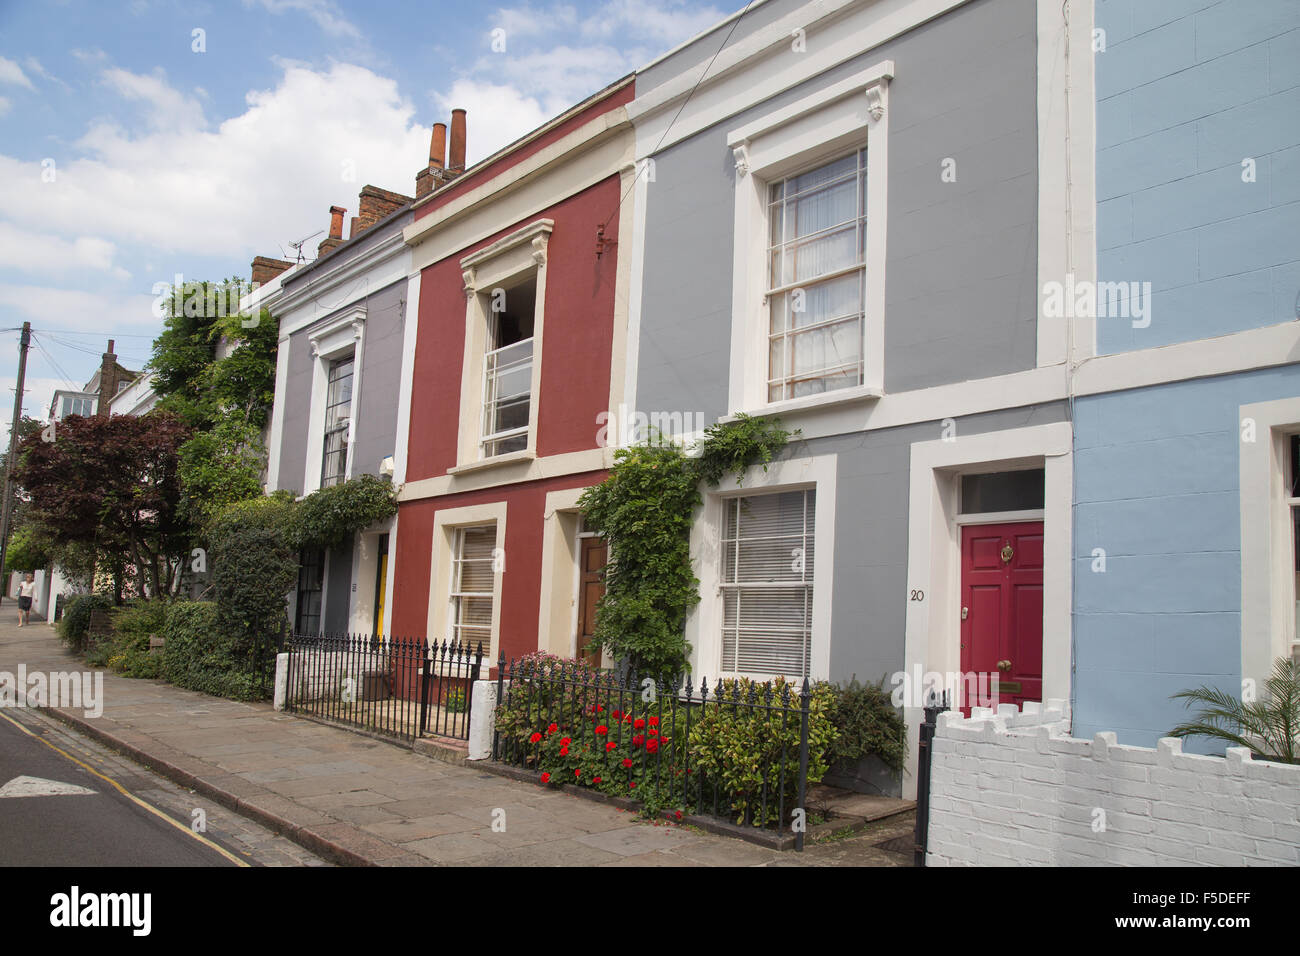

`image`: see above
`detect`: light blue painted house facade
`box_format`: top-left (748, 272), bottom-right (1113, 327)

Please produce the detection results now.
top-left (1073, 0), bottom-right (1300, 748)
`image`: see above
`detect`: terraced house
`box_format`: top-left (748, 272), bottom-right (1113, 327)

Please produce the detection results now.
top-left (624, 0), bottom-right (1084, 795)
top-left (388, 81), bottom-right (638, 668)
top-left (259, 182), bottom-right (417, 638)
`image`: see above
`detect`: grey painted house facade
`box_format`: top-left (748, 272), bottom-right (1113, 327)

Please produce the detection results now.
top-left (626, 0), bottom-right (1088, 795)
top-left (264, 194), bottom-right (416, 637)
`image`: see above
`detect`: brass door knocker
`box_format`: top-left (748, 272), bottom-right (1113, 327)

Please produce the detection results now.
top-left (1000, 542), bottom-right (1014, 563)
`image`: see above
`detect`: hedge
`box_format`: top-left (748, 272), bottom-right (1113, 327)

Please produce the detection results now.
top-left (161, 600), bottom-right (272, 701)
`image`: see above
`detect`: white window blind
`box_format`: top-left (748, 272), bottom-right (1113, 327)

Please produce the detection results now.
top-left (451, 526), bottom-right (496, 653)
top-left (720, 489), bottom-right (816, 678)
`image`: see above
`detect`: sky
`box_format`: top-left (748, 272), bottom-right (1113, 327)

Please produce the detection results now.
top-left (0, 0), bottom-right (729, 436)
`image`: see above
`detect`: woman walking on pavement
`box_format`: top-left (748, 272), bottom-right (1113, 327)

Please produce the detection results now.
top-left (16, 572), bottom-right (36, 626)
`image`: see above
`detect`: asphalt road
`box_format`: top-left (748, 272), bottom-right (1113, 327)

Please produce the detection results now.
top-left (0, 710), bottom-right (239, 866)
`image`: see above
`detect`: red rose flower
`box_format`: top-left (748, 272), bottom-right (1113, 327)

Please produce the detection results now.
top-left (629, 782), bottom-right (636, 789)
top-left (645, 738), bottom-right (659, 754)
top-left (605, 741), bottom-right (617, 752)
top-left (622, 758), bottom-right (633, 768)
top-left (540, 772), bottom-right (551, 783)
top-left (675, 810), bottom-right (682, 821)
top-left (560, 746), bottom-right (569, 756)
top-left (631, 735), bottom-right (644, 748)
top-left (595, 725), bottom-right (608, 735)
top-left (633, 718), bottom-right (646, 729)
top-left (547, 723), bottom-right (558, 734)
top-left (593, 776), bottom-right (602, 784)
top-left (529, 732), bottom-right (542, 743)
top-left (574, 768), bottom-right (582, 777)
top-left (648, 716), bottom-right (659, 727)
top-left (623, 714), bottom-right (632, 723)
top-left (648, 728), bottom-right (659, 737)
top-left (612, 710), bottom-right (622, 719)
top-left (560, 737), bottom-right (571, 746)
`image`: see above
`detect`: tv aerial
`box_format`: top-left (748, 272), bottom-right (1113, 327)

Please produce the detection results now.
top-left (284, 229), bottom-right (324, 264)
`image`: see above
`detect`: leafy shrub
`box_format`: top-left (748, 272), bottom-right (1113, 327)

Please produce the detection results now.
top-left (496, 661), bottom-right (838, 828)
top-left (688, 678), bottom-right (837, 826)
top-left (297, 474), bottom-right (397, 550)
top-left (825, 677), bottom-right (907, 773)
top-left (443, 686), bottom-right (468, 714)
top-left (3, 524), bottom-right (50, 574)
top-left (57, 594), bottom-right (114, 653)
top-left (162, 600), bottom-right (271, 701)
top-left (207, 495), bottom-right (298, 655)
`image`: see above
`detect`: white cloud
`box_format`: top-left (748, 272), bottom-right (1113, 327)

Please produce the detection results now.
top-left (578, 0), bottom-right (724, 45)
top-left (98, 67), bottom-right (206, 132)
top-left (245, 0), bottom-right (362, 39)
top-left (492, 4), bottom-right (578, 39)
top-left (0, 56), bottom-right (34, 90)
top-left (0, 62), bottom-right (429, 263)
top-left (433, 80), bottom-right (553, 164)
top-left (0, 285), bottom-right (159, 335)
top-left (0, 224), bottom-right (128, 279)
top-left (0, 97), bottom-right (10, 118)
top-left (0, 377), bottom-right (75, 431)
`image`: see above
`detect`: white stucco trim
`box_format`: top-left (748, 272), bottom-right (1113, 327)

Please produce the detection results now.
top-left (455, 220), bottom-right (552, 467)
top-left (630, 0), bottom-right (970, 158)
top-left (901, 421), bottom-right (1073, 798)
top-left (688, 453), bottom-right (838, 682)
top-left (391, 271), bottom-right (421, 487)
top-left (404, 111), bottom-right (633, 272)
top-left (1239, 397), bottom-right (1300, 691)
top-left (727, 62), bottom-right (891, 414)
top-left (266, 337), bottom-right (292, 491)
top-left (1037, 0), bottom-right (1097, 367)
top-left (399, 446), bottom-right (613, 502)
top-left (538, 486), bottom-right (593, 658)
top-left (429, 502), bottom-right (508, 660)
top-left (302, 307), bottom-right (366, 495)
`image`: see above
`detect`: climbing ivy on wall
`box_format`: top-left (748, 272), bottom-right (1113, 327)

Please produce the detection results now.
top-left (577, 414), bottom-right (796, 684)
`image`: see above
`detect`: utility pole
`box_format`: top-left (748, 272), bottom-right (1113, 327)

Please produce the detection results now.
top-left (0, 321), bottom-right (32, 607)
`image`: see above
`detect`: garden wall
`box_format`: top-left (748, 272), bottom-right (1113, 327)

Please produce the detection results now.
top-left (927, 701), bottom-right (1300, 866)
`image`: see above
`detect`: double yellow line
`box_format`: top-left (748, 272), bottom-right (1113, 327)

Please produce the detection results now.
top-left (0, 710), bottom-right (249, 867)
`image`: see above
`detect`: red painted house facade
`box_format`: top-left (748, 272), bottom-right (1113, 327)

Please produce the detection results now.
top-left (389, 77), bottom-right (636, 670)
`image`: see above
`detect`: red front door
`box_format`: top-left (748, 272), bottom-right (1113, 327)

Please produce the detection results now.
top-left (959, 521), bottom-right (1043, 715)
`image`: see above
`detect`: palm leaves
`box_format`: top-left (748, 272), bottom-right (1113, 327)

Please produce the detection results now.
top-left (1169, 657), bottom-right (1300, 764)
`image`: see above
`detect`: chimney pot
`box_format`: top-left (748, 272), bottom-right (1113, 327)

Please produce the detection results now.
top-left (450, 109), bottom-right (467, 172)
top-left (430, 122), bottom-right (447, 170)
top-left (328, 205), bottom-right (346, 240)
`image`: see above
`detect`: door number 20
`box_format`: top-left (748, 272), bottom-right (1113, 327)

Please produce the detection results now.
top-left (909, 589), bottom-right (925, 601)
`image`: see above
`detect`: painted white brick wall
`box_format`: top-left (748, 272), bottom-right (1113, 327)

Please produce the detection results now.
top-left (927, 700), bottom-right (1300, 866)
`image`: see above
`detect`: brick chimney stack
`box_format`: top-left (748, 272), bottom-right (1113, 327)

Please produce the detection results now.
top-left (430, 122), bottom-right (447, 170)
top-left (416, 111), bottom-right (467, 199)
top-left (317, 205), bottom-right (347, 257)
top-left (97, 339), bottom-right (118, 417)
top-left (251, 255), bottom-right (294, 285)
top-left (449, 108), bottom-right (467, 171)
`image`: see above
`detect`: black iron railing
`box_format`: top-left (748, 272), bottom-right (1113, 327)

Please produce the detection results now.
top-left (491, 653), bottom-right (814, 849)
top-left (913, 690), bottom-right (950, 866)
top-left (282, 633), bottom-right (483, 742)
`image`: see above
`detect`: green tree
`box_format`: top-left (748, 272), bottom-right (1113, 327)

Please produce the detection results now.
top-left (177, 419), bottom-right (267, 529)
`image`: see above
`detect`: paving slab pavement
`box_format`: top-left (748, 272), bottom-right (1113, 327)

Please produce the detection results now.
top-left (0, 620), bottom-right (914, 867)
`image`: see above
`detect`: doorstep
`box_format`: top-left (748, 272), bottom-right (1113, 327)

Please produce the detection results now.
top-left (413, 734), bottom-right (469, 766)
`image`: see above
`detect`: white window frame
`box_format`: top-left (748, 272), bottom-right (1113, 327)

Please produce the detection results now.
top-left (718, 487), bottom-right (818, 680)
top-left (428, 502), bottom-right (507, 663)
top-left (726, 62), bottom-right (892, 418)
top-left (690, 454), bottom-right (837, 682)
top-left (303, 307), bottom-right (365, 495)
top-left (453, 219), bottom-right (552, 473)
top-left (1240, 398), bottom-right (1300, 688)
